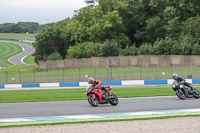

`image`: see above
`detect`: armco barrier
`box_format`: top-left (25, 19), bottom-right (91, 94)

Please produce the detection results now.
top-left (60, 82), bottom-right (79, 87)
top-left (102, 81), bottom-right (121, 86)
top-left (0, 79), bottom-right (200, 89)
top-left (144, 80), bottom-right (168, 85)
top-left (192, 79), bottom-right (200, 84)
top-left (0, 85), bottom-right (4, 88)
top-left (22, 83), bottom-right (40, 88)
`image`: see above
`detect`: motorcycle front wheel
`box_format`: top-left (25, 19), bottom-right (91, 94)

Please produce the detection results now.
top-left (109, 94), bottom-right (119, 106)
top-left (88, 95), bottom-right (99, 107)
top-left (193, 89), bottom-right (200, 99)
top-left (176, 89), bottom-right (186, 100)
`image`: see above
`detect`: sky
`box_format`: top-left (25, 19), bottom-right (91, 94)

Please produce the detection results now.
top-left (0, 0), bottom-right (87, 24)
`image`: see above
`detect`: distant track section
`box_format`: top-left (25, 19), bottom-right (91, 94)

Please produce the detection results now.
top-left (0, 40), bottom-right (35, 64)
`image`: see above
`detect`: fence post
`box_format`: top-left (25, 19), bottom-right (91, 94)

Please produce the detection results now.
top-left (78, 68), bottom-right (80, 82)
top-left (171, 64), bottom-right (173, 75)
top-left (19, 71), bottom-right (21, 84)
top-left (47, 70), bottom-right (49, 83)
top-left (94, 67), bottom-right (96, 80)
top-left (5, 71), bottom-right (8, 84)
top-left (189, 64), bottom-right (191, 76)
top-left (62, 69), bottom-right (65, 82)
top-left (156, 65), bottom-right (158, 80)
top-left (107, 67), bottom-right (109, 81)
top-left (139, 65), bottom-right (142, 80)
top-left (33, 70), bottom-right (35, 83)
top-left (124, 67), bottom-right (126, 81)
top-left (109, 66), bottom-right (112, 81)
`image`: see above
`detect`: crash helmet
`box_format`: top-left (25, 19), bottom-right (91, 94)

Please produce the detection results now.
top-left (88, 77), bottom-right (94, 84)
top-left (172, 73), bottom-right (178, 80)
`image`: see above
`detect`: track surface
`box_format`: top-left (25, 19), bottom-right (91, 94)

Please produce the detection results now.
top-left (0, 40), bottom-right (35, 64)
top-left (0, 96), bottom-right (200, 119)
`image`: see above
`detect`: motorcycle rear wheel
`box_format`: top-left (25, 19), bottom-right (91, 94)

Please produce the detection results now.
top-left (176, 89), bottom-right (186, 100)
top-left (109, 94), bottom-right (119, 106)
top-left (88, 95), bottom-right (99, 107)
top-left (193, 89), bottom-right (200, 99)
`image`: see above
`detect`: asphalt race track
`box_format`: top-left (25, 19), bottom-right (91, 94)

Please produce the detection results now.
top-left (0, 96), bottom-right (200, 119)
top-left (0, 40), bottom-right (35, 64)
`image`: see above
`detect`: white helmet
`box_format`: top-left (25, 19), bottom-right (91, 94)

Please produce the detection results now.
top-left (172, 73), bottom-right (178, 80)
top-left (88, 77), bottom-right (94, 84)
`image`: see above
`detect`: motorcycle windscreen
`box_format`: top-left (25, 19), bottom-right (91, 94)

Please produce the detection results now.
top-left (172, 80), bottom-right (177, 85)
top-left (87, 84), bottom-right (94, 92)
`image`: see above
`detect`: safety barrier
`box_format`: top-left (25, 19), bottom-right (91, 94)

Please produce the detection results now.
top-left (0, 79), bottom-right (199, 88)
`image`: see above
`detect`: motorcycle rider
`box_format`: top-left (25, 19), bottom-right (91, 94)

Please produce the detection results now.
top-left (88, 77), bottom-right (102, 89)
top-left (172, 73), bottom-right (194, 90)
top-left (88, 77), bottom-right (111, 98)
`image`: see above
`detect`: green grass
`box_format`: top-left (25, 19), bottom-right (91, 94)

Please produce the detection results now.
top-left (0, 61), bottom-right (12, 67)
top-left (0, 41), bottom-right (23, 60)
top-left (0, 86), bottom-right (181, 103)
top-left (0, 41), bottom-right (36, 67)
top-left (23, 54), bottom-right (36, 64)
top-left (0, 41), bottom-right (23, 67)
top-left (0, 33), bottom-right (35, 41)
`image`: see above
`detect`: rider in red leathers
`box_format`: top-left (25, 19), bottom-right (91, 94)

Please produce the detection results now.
top-left (88, 77), bottom-right (110, 95)
top-left (88, 77), bottom-right (102, 89)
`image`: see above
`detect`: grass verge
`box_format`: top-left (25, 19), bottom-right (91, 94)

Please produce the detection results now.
top-left (23, 54), bottom-right (36, 64)
top-left (1, 112), bottom-right (200, 128)
top-left (0, 33), bottom-right (35, 41)
top-left (1, 86), bottom-right (200, 103)
top-left (0, 86), bottom-right (177, 103)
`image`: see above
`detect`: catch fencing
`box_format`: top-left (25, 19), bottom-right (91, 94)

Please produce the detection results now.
top-left (0, 65), bottom-right (200, 84)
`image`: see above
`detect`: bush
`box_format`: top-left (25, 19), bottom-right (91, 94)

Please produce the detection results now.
top-left (152, 37), bottom-right (175, 55)
top-left (66, 42), bottom-right (103, 58)
top-left (119, 45), bottom-right (137, 56)
top-left (101, 40), bottom-right (119, 57)
top-left (192, 43), bottom-right (200, 55)
top-left (138, 43), bottom-right (153, 55)
top-left (47, 52), bottom-right (63, 60)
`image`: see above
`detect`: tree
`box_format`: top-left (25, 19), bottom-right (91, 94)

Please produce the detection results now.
top-left (0, 23), bottom-right (15, 33)
top-left (152, 37), bottom-right (175, 55)
top-left (119, 45), bottom-right (137, 56)
top-left (192, 44), bottom-right (200, 55)
top-left (33, 20), bottom-right (70, 63)
top-left (182, 16), bottom-right (200, 42)
top-left (123, 0), bottom-right (150, 46)
top-left (101, 40), bottom-right (119, 56)
top-left (66, 42), bottom-right (103, 58)
top-left (0, 22), bottom-right (39, 33)
top-left (138, 43), bottom-right (153, 55)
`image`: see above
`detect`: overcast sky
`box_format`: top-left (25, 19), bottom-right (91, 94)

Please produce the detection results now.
top-left (0, 0), bottom-right (87, 24)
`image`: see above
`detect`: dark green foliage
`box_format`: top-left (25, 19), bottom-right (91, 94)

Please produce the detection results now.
top-left (47, 52), bottom-right (63, 60)
top-left (138, 43), bottom-right (153, 55)
top-left (152, 37), bottom-right (175, 55)
top-left (32, 0), bottom-right (200, 61)
top-left (0, 22), bottom-right (39, 33)
top-left (101, 40), bottom-right (119, 56)
top-left (67, 42), bottom-right (103, 58)
top-left (119, 45), bottom-right (137, 56)
top-left (0, 23), bottom-right (16, 33)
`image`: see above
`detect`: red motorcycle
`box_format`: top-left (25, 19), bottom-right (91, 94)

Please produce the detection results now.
top-left (85, 85), bottom-right (119, 107)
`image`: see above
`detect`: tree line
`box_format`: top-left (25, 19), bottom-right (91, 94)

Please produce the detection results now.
top-left (33, 0), bottom-right (200, 63)
top-left (0, 22), bottom-right (43, 33)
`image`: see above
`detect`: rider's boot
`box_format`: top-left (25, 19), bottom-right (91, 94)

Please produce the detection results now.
top-left (102, 93), bottom-right (108, 100)
top-left (191, 87), bottom-right (195, 90)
